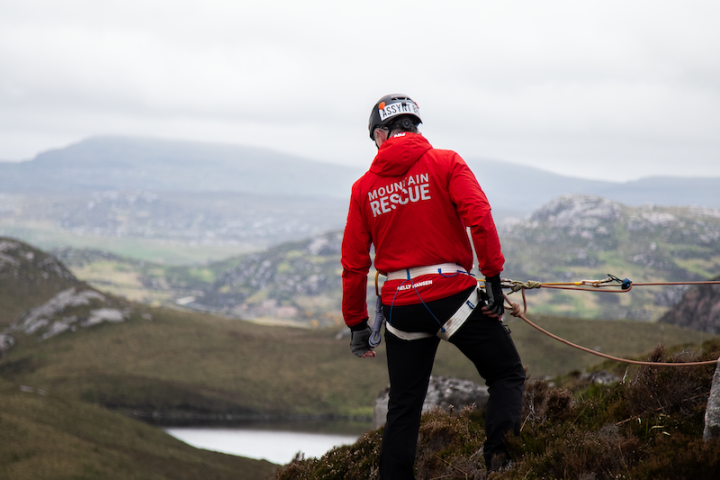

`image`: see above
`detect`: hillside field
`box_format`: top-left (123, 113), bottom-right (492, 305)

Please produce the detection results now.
top-left (4, 304), bottom-right (713, 420)
top-left (0, 380), bottom-right (277, 480)
top-left (2, 235), bottom-right (718, 479)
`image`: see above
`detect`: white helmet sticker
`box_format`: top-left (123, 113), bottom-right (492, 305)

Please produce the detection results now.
top-left (378, 102), bottom-right (421, 122)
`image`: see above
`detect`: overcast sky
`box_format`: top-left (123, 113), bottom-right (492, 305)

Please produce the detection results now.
top-left (1, 0), bottom-right (718, 181)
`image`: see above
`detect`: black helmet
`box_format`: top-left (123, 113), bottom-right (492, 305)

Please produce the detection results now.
top-left (368, 94), bottom-right (422, 140)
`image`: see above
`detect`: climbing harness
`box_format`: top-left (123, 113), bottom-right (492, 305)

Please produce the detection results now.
top-left (369, 265), bottom-right (477, 346)
top-left (489, 275), bottom-right (720, 367)
top-left (437, 288), bottom-right (480, 341)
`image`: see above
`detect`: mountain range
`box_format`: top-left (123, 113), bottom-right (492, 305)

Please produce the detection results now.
top-left (2, 136), bottom-right (719, 212)
top-left (2, 136), bottom-right (719, 262)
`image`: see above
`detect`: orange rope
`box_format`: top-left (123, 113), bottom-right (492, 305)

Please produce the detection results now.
top-left (502, 289), bottom-right (720, 367)
top-left (540, 281), bottom-right (720, 293)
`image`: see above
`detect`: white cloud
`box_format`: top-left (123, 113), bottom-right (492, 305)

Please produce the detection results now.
top-left (0, 0), bottom-right (718, 180)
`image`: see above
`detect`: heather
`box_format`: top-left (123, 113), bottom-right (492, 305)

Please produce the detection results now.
top-left (276, 340), bottom-right (720, 480)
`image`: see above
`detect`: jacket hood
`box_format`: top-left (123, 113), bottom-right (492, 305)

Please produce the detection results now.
top-left (369, 133), bottom-right (433, 177)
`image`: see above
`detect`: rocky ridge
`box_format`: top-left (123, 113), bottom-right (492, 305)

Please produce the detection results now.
top-left (12, 288), bottom-right (129, 342)
top-left (197, 231), bottom-right (345, 327)
top-left (0, 237), bottom-right (77, 285)
top-left (498, 195), bottom-right (720, 320)
top-left (0, 237), bottom-right (134, 357)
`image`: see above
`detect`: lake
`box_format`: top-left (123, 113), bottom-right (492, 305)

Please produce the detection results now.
top-left (165, 420), bottom-right (372, 465)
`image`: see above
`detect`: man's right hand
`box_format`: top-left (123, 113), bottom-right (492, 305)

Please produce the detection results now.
top-left (350, 320), bottom-right (376, 358)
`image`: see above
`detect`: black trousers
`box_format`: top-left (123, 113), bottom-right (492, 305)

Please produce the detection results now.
top-left (379, 287), bottom-right (526, 479)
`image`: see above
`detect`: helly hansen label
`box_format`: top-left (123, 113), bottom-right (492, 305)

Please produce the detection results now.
top-left (397, 279), bottom-right (432, 291)
top-left (368, 173), bottom-right (431, 217)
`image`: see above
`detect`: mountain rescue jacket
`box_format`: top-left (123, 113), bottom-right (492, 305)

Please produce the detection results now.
top-left (341, 132), bottom-right (505, 328)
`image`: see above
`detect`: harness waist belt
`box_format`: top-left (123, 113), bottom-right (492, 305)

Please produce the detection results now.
top-left (385, 288), bottom-right (479, 342)
top-left (386, 263), bottom-right (467, 282)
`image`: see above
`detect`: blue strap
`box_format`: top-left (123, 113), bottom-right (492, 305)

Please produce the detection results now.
top-left (437, 266), bottom-right (476, 278)
top-left (437, 267), bottom-right (461, 278)
top-left (387, 270), bottom-right (446, 333)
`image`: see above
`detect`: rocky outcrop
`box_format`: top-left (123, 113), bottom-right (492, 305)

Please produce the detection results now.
top-left (199, 231), bottom-right (344, 326)
top-left (0, 237), bottom-right (89, 352)
top-left (9, 287), bottom-right (129, 345)
top-left (658, 276), bottom-right (720, 334)
top-left (498, 196), bottom-right (720, 320)
top-left (373, 376), bottom-right (489, 429)
top-left (14, 288), bottom-right (107, 334)
top-left (0, 238), bottom-right (78, 284)
top-left (704, 359), bottom-right (720, 441)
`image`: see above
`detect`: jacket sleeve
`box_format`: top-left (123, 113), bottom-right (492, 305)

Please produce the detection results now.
top-left (341, 186), bottom-right (373, 327)
top-left (447, 154), bottom-right (505, 278)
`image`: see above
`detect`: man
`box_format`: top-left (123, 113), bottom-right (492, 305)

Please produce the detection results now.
top-left (341, 94), bottom-right (526, 478)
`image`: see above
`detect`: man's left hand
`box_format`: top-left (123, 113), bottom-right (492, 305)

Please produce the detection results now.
top-left (485, 274), bottom-right (505, 317)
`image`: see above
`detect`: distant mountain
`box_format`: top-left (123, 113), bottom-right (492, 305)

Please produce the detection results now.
top-left (1, 136), bottom-right (719, 212)
top-left (0, 136), bottom-right (364, 198)
top-left (467, 159), bottom-right (720, 211)
top-left (2, 136), bottom-right (719, 260)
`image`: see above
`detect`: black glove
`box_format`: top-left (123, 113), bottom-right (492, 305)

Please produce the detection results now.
top-left (485, 274), bottom-right (505, 317)
top-left (350, 318), bottom-right (373, 358)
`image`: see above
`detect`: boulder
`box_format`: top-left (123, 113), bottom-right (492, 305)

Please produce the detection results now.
top-left (704, 358), bottom-right (720, 441)
top-left (0, 334), bottom-right (14, 358)
top-left (374, 376), bottom-right (489, 429)
top-left (581, 370), bottom-right (621, 385)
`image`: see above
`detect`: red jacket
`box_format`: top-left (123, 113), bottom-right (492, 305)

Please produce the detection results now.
top-left (341, 133), bottom-right (504, 327)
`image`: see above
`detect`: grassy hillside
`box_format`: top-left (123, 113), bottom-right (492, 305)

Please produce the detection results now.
top-left (3, 301), bottom-right (717, 479)
top-left (4, 302), bottom-right (713, 420)
top-left (0, 382), bottom-right (277, 480)
top-left (3, 236), bottom-right (718, 479)
top-left (3, 307), bottom-right (386, 418)
top-left (0, 236), bottom-right (281, 479)
top-left (3, 235), bottom-right (713, 418)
